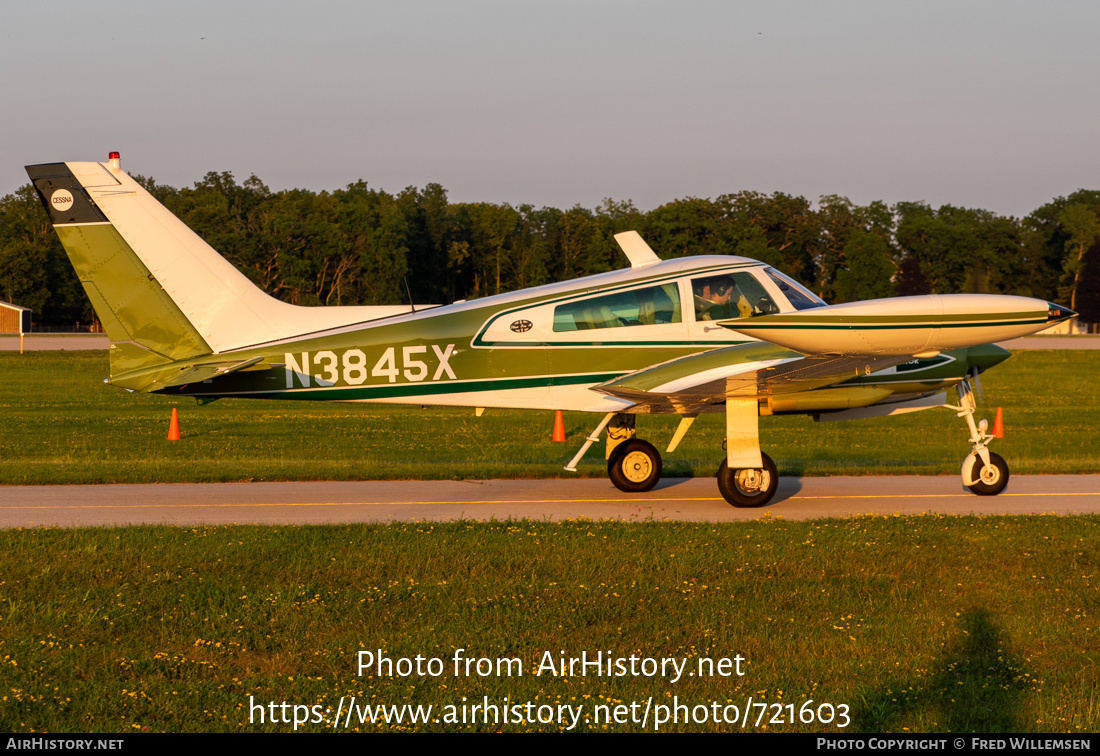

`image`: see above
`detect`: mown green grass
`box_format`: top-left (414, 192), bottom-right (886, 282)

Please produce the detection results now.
top-left (0, 517), bottom-right (1095, 733)
top-left (2, 352), bottom-right (1097, 734)
top-left (1, 351), bottom-right (1098, 484)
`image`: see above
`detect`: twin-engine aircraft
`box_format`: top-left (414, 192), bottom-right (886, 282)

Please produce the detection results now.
top-left (27, 155), bottom-right (1076, 507)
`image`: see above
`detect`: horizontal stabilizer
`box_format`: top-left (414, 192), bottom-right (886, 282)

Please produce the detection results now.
top-left (107, 355), bottom-right (277, 392)
top-left (147, 356), bottom-right (273, 391)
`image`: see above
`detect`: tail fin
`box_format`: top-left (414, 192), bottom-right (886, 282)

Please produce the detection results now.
top-left (27, 161), bottom-right (211, 374)
top-left (26, 157), bottom-right (414, 374)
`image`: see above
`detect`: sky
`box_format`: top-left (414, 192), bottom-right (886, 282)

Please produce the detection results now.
top-left (3, 1), bottom-right (1099, 217)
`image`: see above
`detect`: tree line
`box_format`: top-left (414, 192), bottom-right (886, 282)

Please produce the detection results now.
top-left (1, 172), bottom-right (1098, 327)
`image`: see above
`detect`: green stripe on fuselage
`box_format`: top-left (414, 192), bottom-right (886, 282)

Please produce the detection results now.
top-left (728, 312), bottom-right (1045, 330)
top-left (172, 371), bottom-right (625, 401)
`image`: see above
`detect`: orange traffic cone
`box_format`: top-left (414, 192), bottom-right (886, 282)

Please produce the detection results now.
top-left (552, 410), bottom-right (566, 442)
top-left (168, 407), bottom-right (181, 441)
top-left (992, 407), bottom-right (1004, 438)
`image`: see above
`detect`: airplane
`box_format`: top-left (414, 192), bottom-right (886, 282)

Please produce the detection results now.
top-left (25, 154), bottom-right (1077, 507)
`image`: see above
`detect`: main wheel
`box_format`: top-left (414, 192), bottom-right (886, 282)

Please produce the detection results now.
top-left (607, 439), bottom-right (662, 493)
top-left (965, 451), bottom-right (1009, 496)
top-left (717, 452), bottom-right (779, 507)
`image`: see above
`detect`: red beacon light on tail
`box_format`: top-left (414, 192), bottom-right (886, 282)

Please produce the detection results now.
top-left (108, 152), bottom-right (120, 170)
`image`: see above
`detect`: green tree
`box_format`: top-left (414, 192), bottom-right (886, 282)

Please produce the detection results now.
top-left (0, 186), bottom-right (89, 325)
top-left (1058, 203), bottom-right (1100, 313)
top-left (335, 181), bottom-right (410, 306)
top-left (817, 196), bottom-right (894, 302)
top-left (834, 230), bottom-right (895, 302)
top-left (894, 203), bottom-right (1020, 296)
top-left (397, 183), bottom-right (451, 304)
top-left (1024, 190), bottom-right (1100, 312)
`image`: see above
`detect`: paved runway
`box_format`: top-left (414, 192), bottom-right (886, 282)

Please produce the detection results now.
top-left (2, 475), bottom-right (1098, 528)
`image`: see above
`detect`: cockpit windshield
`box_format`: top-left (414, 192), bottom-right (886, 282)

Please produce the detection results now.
top-left (763, 268), bottom-right (826, 311)
top-left (690, 272), bottom-right (780, 321)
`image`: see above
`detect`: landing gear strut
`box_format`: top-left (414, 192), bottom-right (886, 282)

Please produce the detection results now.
top-left (714, 398), bottom-right (780, 507)
top-left (948, 378), bottom-right (1009, 496)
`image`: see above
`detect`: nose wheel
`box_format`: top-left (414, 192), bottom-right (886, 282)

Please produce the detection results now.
top-left (964, 451), bottom-right (1009, 496)
top-left (717, 452), bottom-right (779, 507)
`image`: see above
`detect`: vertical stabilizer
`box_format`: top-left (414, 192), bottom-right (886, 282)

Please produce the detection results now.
top-left (27, 158), bottom-right (417, 360)
top-left (27, 162), bottom-right (211, 364)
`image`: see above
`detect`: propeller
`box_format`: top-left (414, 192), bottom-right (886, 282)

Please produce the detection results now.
top-left (969, 367), bottom-right (984, 405)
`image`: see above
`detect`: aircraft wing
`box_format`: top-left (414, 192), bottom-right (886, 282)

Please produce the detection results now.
top-left (592, 342), bottom-right (912, 414)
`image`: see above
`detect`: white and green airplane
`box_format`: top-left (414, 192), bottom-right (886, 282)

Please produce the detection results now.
top-left (27, 155), bottom-right (1077, 507)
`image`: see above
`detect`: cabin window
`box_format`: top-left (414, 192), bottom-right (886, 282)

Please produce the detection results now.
top-left (552, 284), bottom-right (681, 332)
top-left (763, 268), bottom-right (826, 311)
top-left (691, 272), bottom-right (779, 321)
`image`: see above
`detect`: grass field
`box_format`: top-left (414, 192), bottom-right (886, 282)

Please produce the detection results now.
top-left (1, 350), bottom-right (1099, 485)
top-left (0, 517), bottom-right (1096, 733)
top-left (1, 350), bottom-right (1097, 734)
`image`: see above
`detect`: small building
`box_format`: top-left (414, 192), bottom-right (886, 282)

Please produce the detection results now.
top-left (0, 301), bottom-right (32, 334)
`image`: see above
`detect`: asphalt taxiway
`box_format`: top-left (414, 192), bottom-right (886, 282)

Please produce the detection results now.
top-left (2, 475), bottom-right (1098, 528)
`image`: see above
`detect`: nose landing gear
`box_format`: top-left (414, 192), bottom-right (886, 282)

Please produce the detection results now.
top-left (948, 378), bottom-right (1009, 496)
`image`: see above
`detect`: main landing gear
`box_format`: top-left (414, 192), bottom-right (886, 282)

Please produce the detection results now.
top-left (567, 411), bottom-right (660, 492)
top-left (717, 452), bottom-right (779, 507)
top-left (604, 414), bottom-right (662, 493)
top-left (608, 439), bottom-right (662, 492)
top-left (563, 412), bottom-right (664, 494)
top-left (948, 377), bottom-right (1009, 496)
top-left (565, 407), bottom-right (782, 508)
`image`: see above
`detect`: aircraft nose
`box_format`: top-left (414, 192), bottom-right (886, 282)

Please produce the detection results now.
top-left (966, 344), bottom-right (1011, 373)
top-left (1047, 302), bottom-right (1077, 323)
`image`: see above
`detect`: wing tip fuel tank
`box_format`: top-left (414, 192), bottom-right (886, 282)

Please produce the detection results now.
top-left (720, 294), bottom-right (1076, 356)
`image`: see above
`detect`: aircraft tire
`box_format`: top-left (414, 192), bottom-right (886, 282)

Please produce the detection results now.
top-left (965, 451), bottom-right (1009, 496)
top-left (607, 439), bottom-right (662, 493)
top-left (717, 452), bottom-right (779, 507)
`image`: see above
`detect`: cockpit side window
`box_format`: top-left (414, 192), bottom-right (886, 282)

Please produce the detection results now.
top-left (691, 272), bottom-right (779, 321)
top-left (763, 268), bottom-right (826, 311)
top-left (552, 283), bottom-right (682, 332)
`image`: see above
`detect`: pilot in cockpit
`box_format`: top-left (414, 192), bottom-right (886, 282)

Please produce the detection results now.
top-left (692, 275), bottom-right (754, 320)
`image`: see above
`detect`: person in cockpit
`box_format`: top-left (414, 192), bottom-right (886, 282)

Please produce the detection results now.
top-left (692, 275), bottom-right (753, 320)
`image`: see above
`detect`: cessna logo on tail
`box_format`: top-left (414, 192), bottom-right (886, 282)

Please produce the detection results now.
top-left (51, 189), bottom-right (74, 208)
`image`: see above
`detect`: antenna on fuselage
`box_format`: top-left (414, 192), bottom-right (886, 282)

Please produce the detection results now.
top-left (403, 276), bottom-right (416, 314)
top-left (613, 231), bottom-right (662, 268)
